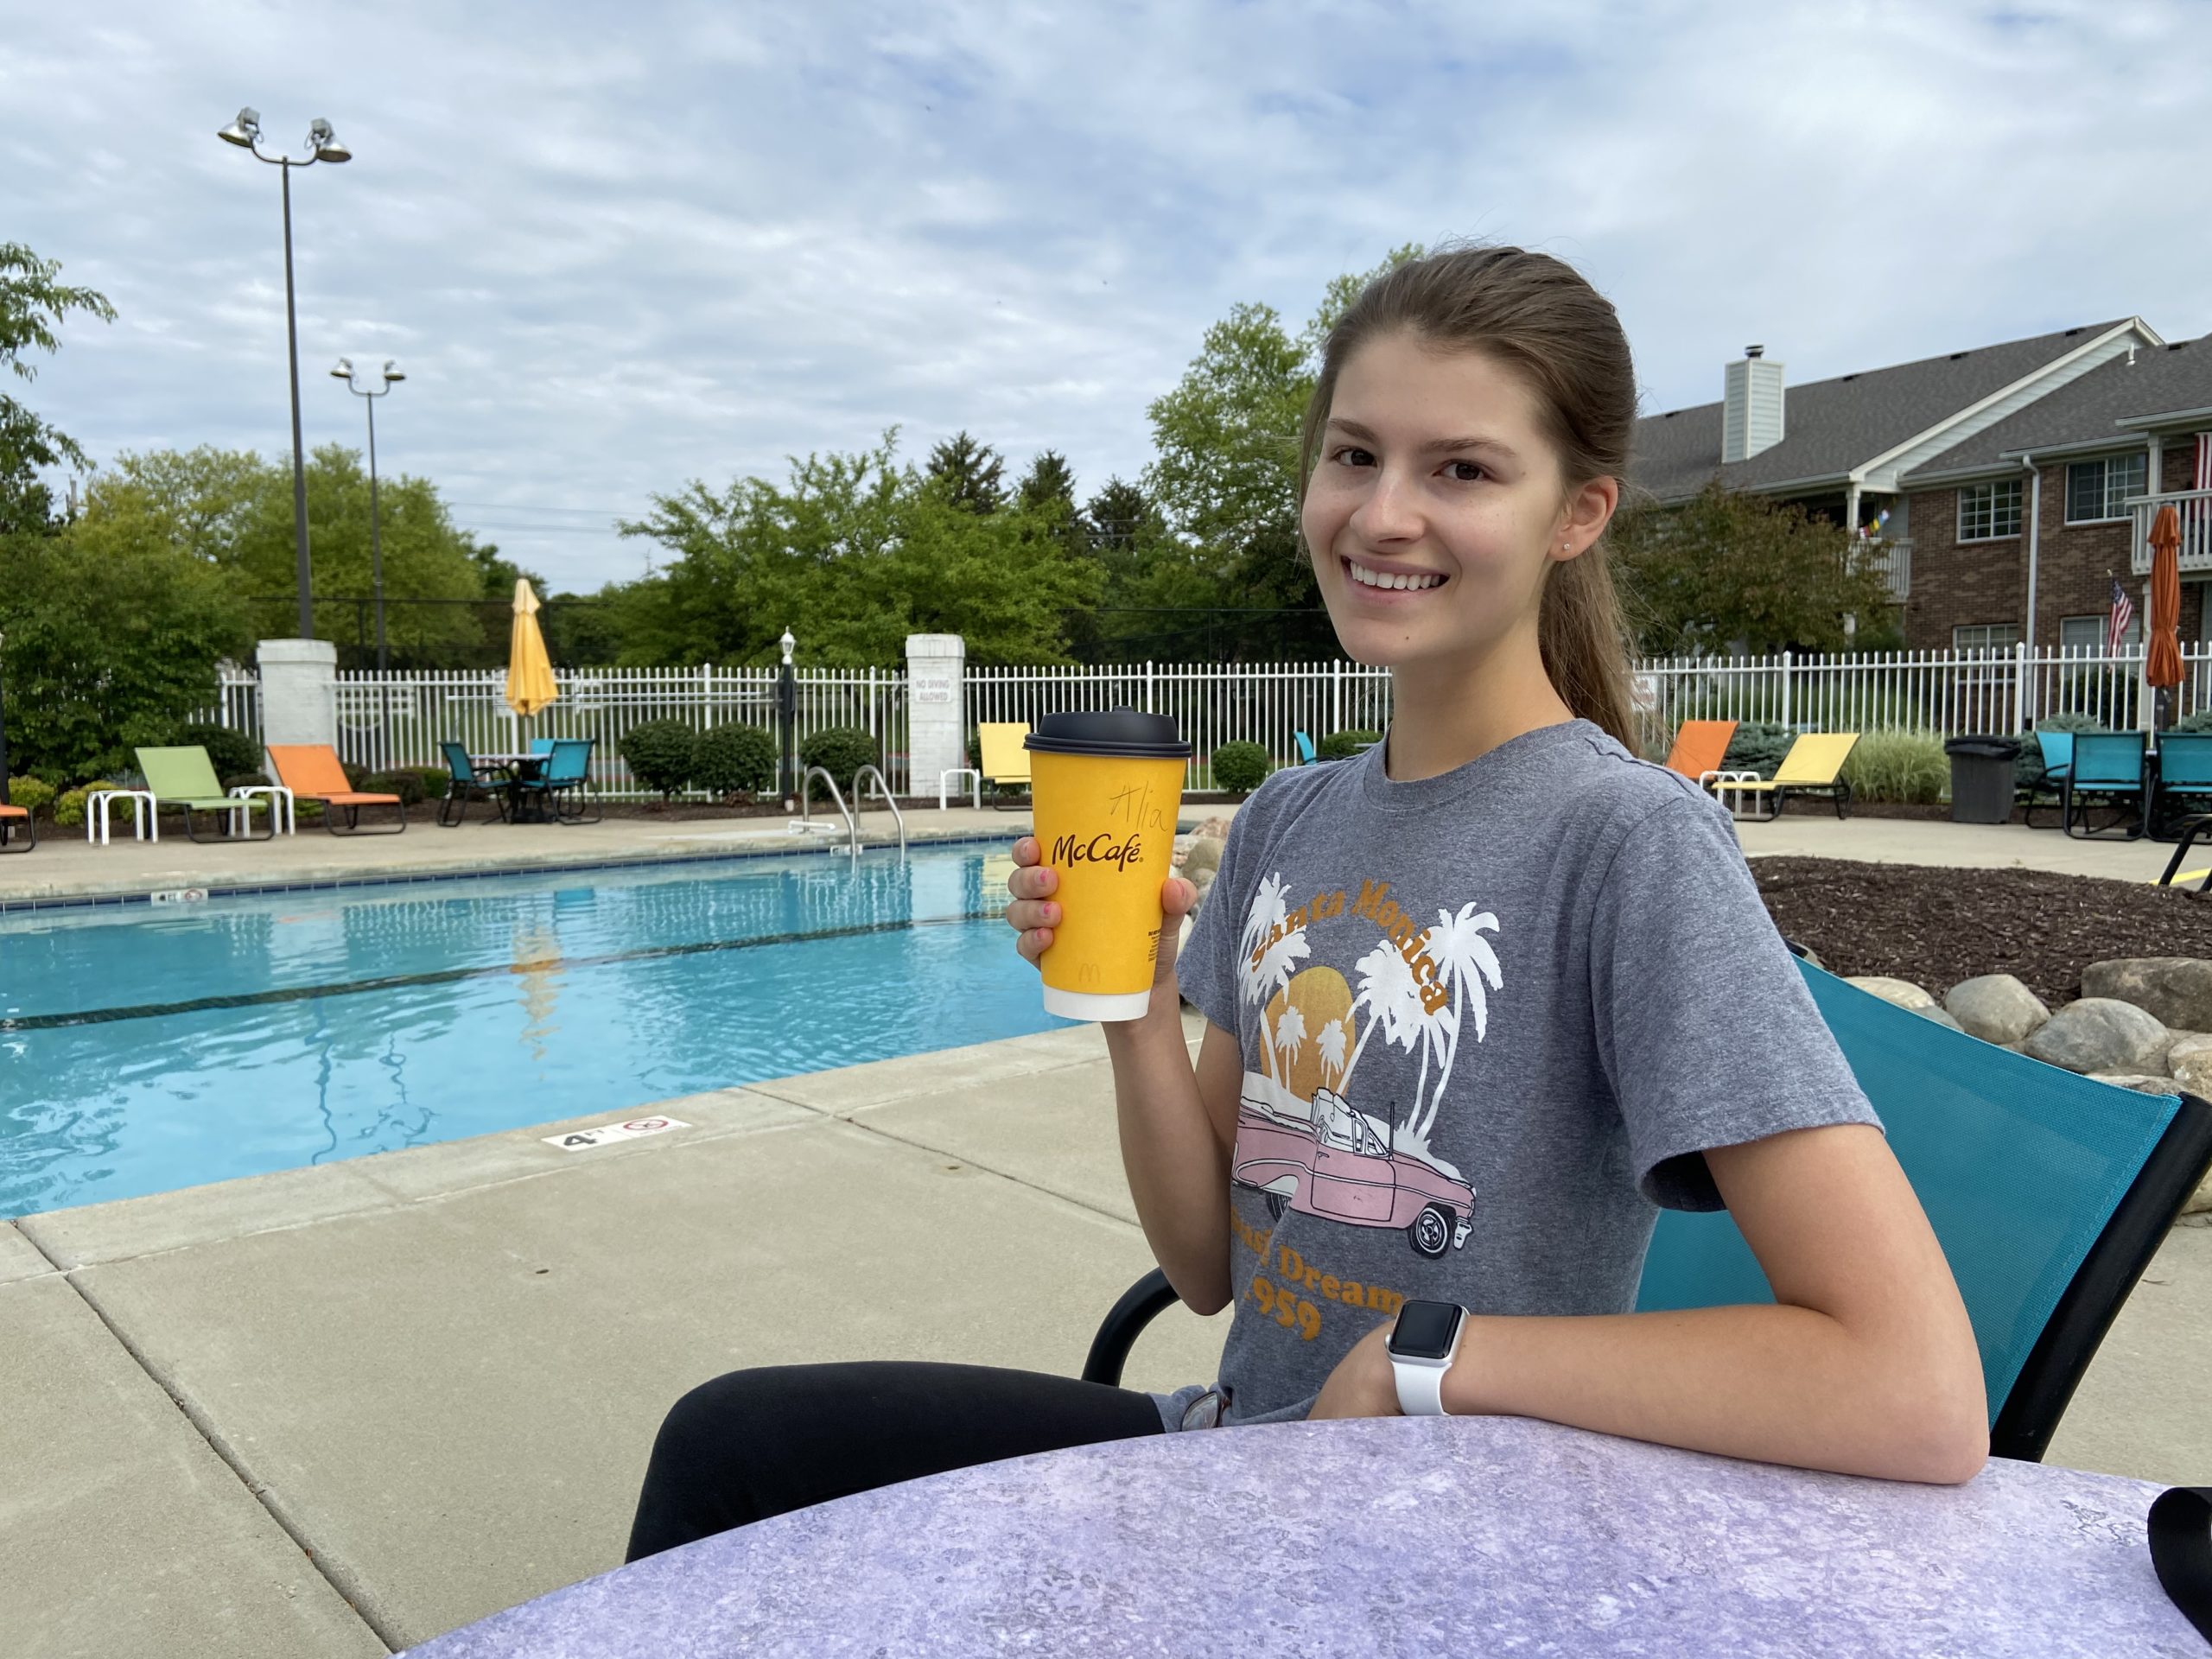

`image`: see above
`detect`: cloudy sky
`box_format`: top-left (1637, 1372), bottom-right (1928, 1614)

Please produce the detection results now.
top-left (9, 1), bottom-right (2209, 594)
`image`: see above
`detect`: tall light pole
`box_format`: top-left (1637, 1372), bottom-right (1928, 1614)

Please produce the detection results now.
top-left (330, 358), bottom-right (404, 672)
top-left (218, 106), bottom-right (352, 639)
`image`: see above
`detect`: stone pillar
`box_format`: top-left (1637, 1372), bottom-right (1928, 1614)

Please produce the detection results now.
top-left (906, 633), bottom-right (967, 799)
top-left (256, 638), bottom-right (338, 766)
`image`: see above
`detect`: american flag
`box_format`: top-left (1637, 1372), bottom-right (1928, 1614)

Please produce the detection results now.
top-left (2109, 577), bottom-right (2136, 654)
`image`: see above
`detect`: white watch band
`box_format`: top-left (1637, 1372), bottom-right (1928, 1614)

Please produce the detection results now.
top-left (1391, 1312), bottom-right (1465, 1417)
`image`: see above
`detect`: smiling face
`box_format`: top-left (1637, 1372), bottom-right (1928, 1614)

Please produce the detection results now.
top-left (1301, 330), bottom-right (1604, 676)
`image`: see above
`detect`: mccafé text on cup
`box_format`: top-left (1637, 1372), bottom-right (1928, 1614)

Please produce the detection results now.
top-left (1025, 709), bottom-right (1192, 1021)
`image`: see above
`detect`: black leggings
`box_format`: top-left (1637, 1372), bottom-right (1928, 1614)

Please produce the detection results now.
top-left (624, 1362), bottom-right (1166, 1563)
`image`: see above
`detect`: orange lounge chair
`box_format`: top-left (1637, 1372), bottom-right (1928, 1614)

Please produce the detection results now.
top-left (0, 801), bottom-right (33, 854)
top-left (267, 744), bottom-right (407, 835)
top-left (1664, 718), bottom-right (1759, 799)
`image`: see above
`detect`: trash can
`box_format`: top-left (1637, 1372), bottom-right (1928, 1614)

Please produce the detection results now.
top-left (1945, 735), bottom-right (2022, 824)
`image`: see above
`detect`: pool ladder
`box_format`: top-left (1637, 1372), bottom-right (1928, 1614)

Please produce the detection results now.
top-left (797, 766), bottom-right (906, 855)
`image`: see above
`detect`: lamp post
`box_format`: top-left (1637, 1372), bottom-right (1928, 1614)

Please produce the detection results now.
top-left (329, 358), bottom-right (404, 672)
top-left (218, 106), bottom-right (352, 639)
top-left (779, 627), bottom-right (798, 810)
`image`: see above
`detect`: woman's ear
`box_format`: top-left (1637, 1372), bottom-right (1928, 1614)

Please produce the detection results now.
top-left (1554, 476), bottom-right (1620, 562)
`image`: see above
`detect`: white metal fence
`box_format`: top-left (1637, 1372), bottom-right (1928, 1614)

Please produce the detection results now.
top-left (198, 642), bottom-right (2207, 798)
top-left (207, 666), bottom-right (909, 800)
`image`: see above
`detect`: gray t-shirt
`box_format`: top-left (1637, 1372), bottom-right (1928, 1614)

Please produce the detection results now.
top-left (1151, 718), bottom-right (1881, 1432)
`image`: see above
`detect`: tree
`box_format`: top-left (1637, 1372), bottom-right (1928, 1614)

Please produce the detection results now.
top-left (1016, 449), bottom-right (1077, 516)
top-left (0, 528), bottom-right (252, 784)
top-left (0, 242), bottom-right (117, 536)
top-left (1611, 483), bottom-right (1905, 657)
top-left (925, 430), bottom-right (1005, 514)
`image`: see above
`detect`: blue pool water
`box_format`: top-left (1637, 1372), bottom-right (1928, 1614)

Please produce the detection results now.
top-left (0, 848), bottom-right (1062, 1220)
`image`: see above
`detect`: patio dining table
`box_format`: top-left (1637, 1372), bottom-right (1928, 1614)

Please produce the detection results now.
top-left (403, 1414), bottom-right (2204, 1657)
top-left (469, 752), bottom-right (554, 824)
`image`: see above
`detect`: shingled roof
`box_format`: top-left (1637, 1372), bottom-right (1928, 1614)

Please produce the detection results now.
top-left (1633, 321), bottom-right (2133, 504)
top-left (1901, 334), bottom-right (2212, 485)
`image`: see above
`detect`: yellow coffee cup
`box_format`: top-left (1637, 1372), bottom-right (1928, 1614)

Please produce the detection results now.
top-left (1026, 709), bottom-right (1192, 1021)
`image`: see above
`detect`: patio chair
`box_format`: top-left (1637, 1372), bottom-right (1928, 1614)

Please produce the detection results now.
top-left (978, 723), bottom-right (1033, 811)
top-left (134, 746), bottom-right (273, 843)
top-left (438, 741), bottom-right (511, 827)
top-left (1081, 949), bottom-right (2212, 1465)
top-left (530, 737), bottom-right (556, 756)
top-left (0, 801), bottom-right (33, 853)
top-left (1707, 732), bottom-right (1859, 822)
top-left (518, 738), bottom-right (601, 824)
top-left (1294, 732), bottom-right (1319, 766)
top-left (2019, 730), bottom-right (2075, 830)
top-left (1663, 718), bottom-right (1756, 797)
top-left (266, 744), bottom-right (405, 836)
top-left (2148, 732), bottom-right (2212, 843)
top-left (2063, 731), bottom-right (2149, 842)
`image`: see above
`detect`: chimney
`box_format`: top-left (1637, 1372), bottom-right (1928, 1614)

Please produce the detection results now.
top-left (1722, 345), bottom-right (1785, 463)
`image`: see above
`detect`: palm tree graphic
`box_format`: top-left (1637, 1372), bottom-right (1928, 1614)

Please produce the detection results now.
top-left (1408, 903), bottom-right (1503, 1143)
top-left (1335, 938), bottom-right (1426, 1109)
top-left (1316, 1018), bottom-right (1347, 1090)
top-left (1237, 874), bottom-right (1308, 1083)
top-left (1273, 1001), bottom-right (1307, 1083)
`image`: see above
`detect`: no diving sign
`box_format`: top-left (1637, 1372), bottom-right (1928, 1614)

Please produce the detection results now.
top-left (543, 1116), bottom-right (690, 1152)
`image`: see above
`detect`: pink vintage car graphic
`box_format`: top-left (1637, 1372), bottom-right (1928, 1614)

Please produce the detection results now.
top-left (1231, 1090), bottom-right (1476, 1259)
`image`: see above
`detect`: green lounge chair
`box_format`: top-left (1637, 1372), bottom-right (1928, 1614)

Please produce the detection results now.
top-left (134, 746), bottom-right (273, 843)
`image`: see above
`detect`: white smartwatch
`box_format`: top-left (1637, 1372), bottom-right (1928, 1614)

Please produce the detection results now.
top-left (1387, 1300), bottom-right (1469, 1417)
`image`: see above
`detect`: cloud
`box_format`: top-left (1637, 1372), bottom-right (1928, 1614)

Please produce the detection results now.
top-left (9, 0), bottom-right (2208, 594)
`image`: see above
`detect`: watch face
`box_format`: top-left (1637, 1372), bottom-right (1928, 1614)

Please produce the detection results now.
top-left (1391, 1300), bottom-right (1462, 1361)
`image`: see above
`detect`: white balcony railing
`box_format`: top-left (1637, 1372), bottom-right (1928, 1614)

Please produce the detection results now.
top-left (1859, 537), bottom-right (1911, 602)
top-left (2131, 488), bottom-right (2212, 575)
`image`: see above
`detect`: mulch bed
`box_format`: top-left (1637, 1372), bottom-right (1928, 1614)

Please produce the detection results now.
top-left (1749, 856), bottom-right (2212, 1010)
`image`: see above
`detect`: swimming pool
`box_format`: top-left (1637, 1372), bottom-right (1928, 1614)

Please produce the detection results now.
top-left (0, 847), bottom-right (1061, 1221)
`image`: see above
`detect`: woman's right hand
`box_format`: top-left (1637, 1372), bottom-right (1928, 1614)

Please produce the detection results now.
top-left (1004, 836), bottom-right (1198, 1000)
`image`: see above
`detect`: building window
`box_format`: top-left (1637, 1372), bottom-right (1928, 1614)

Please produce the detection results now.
top-left (1954, 624), bottom-right (2021, 653)
top-left (1958, 480), bottom-right (2022, 541)
top-left (2060, 613), bottom-right (2141, 654)
top-left (2065, 454), bottom-right (2149, 524)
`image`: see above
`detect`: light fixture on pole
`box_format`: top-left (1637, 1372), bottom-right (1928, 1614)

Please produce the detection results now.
top-left (330, 358), bottom-right (404, 673)
top-left (218, 105), bottom-right (352, 639)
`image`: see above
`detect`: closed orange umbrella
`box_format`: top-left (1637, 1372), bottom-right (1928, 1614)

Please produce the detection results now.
top-left (2147, 504), bottom-right (2184, 738)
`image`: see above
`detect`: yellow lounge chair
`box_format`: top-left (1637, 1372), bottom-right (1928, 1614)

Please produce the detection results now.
top-left (1709, 732), bottom-right (1859, 822)
top-left (977, 722), bottom-right (1033, 810)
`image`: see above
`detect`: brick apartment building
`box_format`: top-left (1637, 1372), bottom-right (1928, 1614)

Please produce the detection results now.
top-left (1633, 322), bottom-right (2212, 653)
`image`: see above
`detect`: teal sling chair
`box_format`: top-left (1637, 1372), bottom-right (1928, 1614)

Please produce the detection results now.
top-left (1082, 946), bottom-right (2212, 1467)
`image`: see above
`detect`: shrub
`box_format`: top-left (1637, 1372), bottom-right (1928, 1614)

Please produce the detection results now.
top-left (799, 725), bottom-right (880, 787)
top-left (405, 767), bottom-right (451, 802)
top-left (4, 776), bottom-right (55, 817)
top-left (363, 770), bottom-right (429, 807)
top-left (1319, 728), bottom-right (1380, 761)
top-left (1839, 729), bottom-right (1947, 804)
top-left (2017, 710), bottom-right (2107, 798)
top-left (1719, 721), bottom-right (1796, 779)
top-left (620, 719), bottom-right (699, 800)
top-left (1211, 741), bottom-right (1273, 796)
top-left (695, 724), bottom-right (779, 800)
top-left (2168, 710), bottom-right (2212, 736)
top-left (54, 785), bottom-right (95, 828)
top-left (172, 722), bottom-right (263, 780)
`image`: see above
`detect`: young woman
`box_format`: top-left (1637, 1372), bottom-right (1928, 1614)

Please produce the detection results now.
top-left (625, 245), bottom-right (1985, 1565)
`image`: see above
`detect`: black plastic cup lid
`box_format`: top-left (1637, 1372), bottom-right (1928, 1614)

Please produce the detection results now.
top-left (1023, 707), bottom-right (1191, 759)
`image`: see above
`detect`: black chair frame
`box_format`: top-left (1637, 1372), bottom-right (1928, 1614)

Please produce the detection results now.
top-left (317, 797), bottom-right (407, 836)
top-left (0, 810), bottom-right (34, 853)
top-left (1083, 1091), bottom-right (2212, 1466)
top-left (2062, 773), bottom-right (2146, 840)
top-left (1732, 778), bottom-right (1852, 823)
top-left (438, 773), bottom-right (510, 827)
top-left (165, 798), bottom-right (275, 843)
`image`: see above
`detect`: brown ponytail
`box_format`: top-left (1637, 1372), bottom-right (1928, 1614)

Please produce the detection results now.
top-left (1298, 245), bottom-right (1642, 750)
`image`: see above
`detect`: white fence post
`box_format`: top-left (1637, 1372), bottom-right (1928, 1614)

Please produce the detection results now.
top-left (1780, 651), bottom-right (1793, 730)
top-left (2013, 640), bottom-right (2030, 733)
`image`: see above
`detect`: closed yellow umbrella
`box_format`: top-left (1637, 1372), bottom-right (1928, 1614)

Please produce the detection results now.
top-left (505, 579), bottom-right (558, 720)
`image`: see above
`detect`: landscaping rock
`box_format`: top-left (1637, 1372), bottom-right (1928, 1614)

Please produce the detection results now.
top-left (2021, 997), bottom-right (2171, 1077)
top-left (2171, 1051), bottom-right (2212, 1099)
top-left (2087, 1073), bottom-right (2183, 1095)
top-left (1846, 976), bottom-right (1935, 1010)
top-left (2165, 1032), bottom-right (2212, 1072)
top-left (1912, 1005), bottom-right (1966, 1033)
top-left (1182, 836), bottom-right (1224, 879)
top-left (1192, 816), bottom-right (1232, 841)
top-left (2080, 957), bottom-right (2212, 1033)
top-left (1942, 975), bottom-right (2050, 1046)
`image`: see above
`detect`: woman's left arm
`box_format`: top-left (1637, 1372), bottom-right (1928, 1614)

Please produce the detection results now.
top-left (1316, 1122), bottom-right (1991, 1484)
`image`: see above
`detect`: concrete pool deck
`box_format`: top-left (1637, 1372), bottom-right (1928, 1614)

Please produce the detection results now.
top-left (3, 806), bottom-right (2210, 1655)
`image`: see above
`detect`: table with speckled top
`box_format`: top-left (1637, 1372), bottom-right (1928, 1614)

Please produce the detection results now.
top-left (405, 1414), bottom-right (2202, 1657)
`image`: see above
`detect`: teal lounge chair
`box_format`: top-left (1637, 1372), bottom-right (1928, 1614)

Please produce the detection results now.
top-left (1294, 731), bottom-right (1318, 766)
top-left (135, 746), bottom-right (272, 843)
top-left (518, 738), bottom-right (601, 824)
top-left (2150, 732), bottom-right (2212, 841)
top-left (438, 741), bottom-right (511, 827)
top-left (2064, 731), bottom-right (2149, 840)
top-left (1079, 949), bottom-right (2212, 1464)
